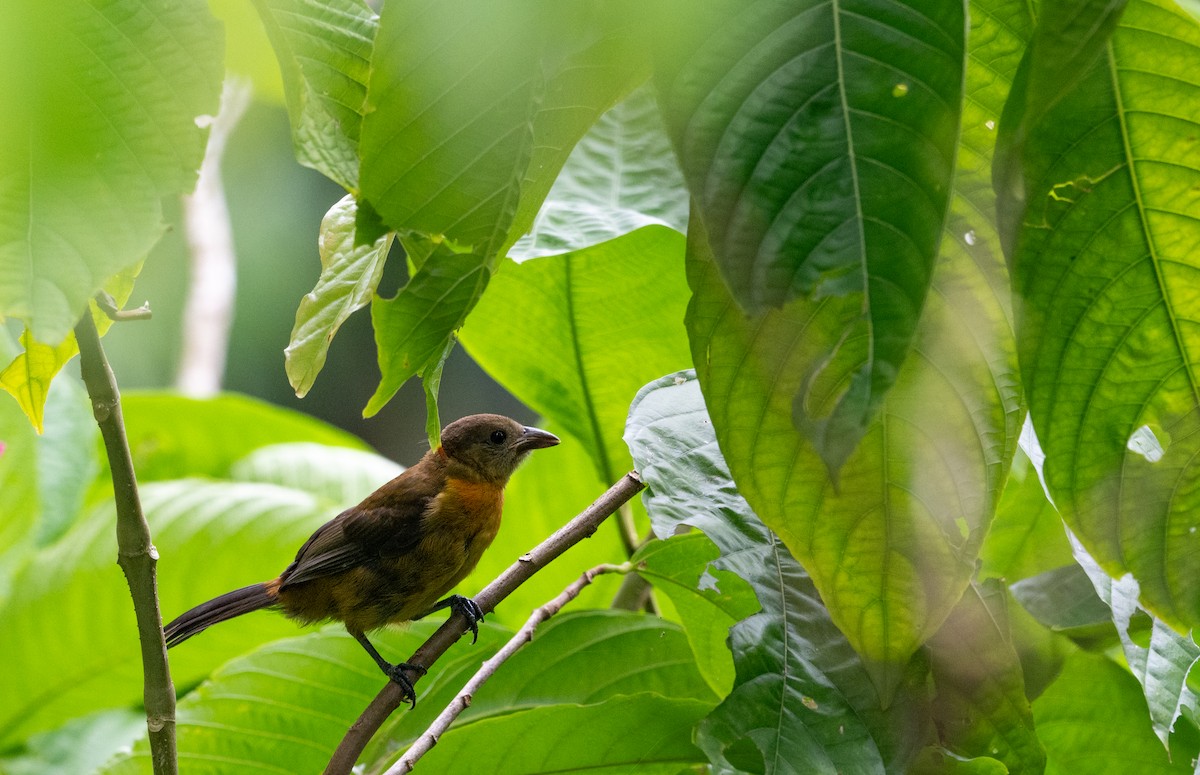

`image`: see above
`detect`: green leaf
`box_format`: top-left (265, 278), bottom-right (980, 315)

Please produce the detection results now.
top-left (1034, 653), bottom-right (1192, 774)
top-left (365, 247), bottom-right (490, 417)
top-left (0, 328), bottom-right (77, 432)
top-left (511, 86), bottom-right (688, 259)
top-left (250, 0), bottom-right (375, 190)
top-left (460, 226), bottom-right (690, 482)
top-left (34, 377), bottom-right (99, 546)
top-left (656, 0), bottom-right (966, 470)
top-left (360, 0), bottom-right (646, 256)
top-left (0, 480), bottom-right (329, 747)
top-left (230, 442), bottom-right (402, 506)
top-left (285, 195), bottom-right (394, 397)
top-left (0, 384), bottom-right (38, 571)
top-left (927, 581), bottom-right (1045, 773)
top-left (0, 0), bottom-right (223, 343)
top-left (626, 372), bottom-right (936, 774)
top-left (107, 612), bottom-right (712, 774)
top-left (1009, 564), bottom-right (1115, 634)
top-left (681, 0), bottom-right (1025, 688)
top-left (979, 449), bottom-right (1072, 583)
top-left (381, 693), bottom-right (710, 774)
top-left (1072, 543), bottom-right (1200, 748)
top-left (363, 610), bottom-right (718, 769)
top-left (996, 0), bottom-right (1200, 628)
top-left (119, 392), bottom-right (367, 483)
top-left (0, 709), bottom-right (145, 775)
top-left (632, 534), bottom-right (759, 697)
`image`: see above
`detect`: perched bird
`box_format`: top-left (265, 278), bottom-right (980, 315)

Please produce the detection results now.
top-left (164, 413), bottom-right (560, 705)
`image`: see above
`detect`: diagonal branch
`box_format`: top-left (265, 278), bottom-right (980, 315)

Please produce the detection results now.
top-left (386, 562), bottom-right (630, 774)
top-left (323, 471), bottom-right (646, 775)
top-left (75, 308), bottom-right (177, 775)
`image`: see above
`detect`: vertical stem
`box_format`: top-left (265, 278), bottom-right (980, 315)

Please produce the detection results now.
top-left (75, 311), bottom-right (177, 774)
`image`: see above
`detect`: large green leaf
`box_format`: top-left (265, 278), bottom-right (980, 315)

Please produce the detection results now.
top-left (359, 0), bottom-right (646, 255)
top-left (356, 1), bottom-right (650, 415)
top-left (1033, 653), bottom-right (1193, 774)
top-left (285, 195), bottom-right (394, 398)
top-left (106, 612), bottom-right (713, 774)
top-left (0, 709), bottom-right (144, 775)
top-left (626, 372), bottom-right (936, 774)
top-left (927, 581), bottom-right (1045, 774)
top-left (510, 86), bottom-right (688, 259)
top-left (0, 0), bottom-right (223, 343)
top-left (656, 0), bottom-right (966, 470)
top-left (460, 227), bottom-right (690, 482)
top-left (681, 0), bottom-right (1025, 690)
top-left (117, 392), bottom-right (367, 484)
top-left (0, 480), bottom-right (329, 747)
top-left (251, 0), bottom-right (375, 190)
top-left (379, 693), bottom-right (710, 775)
top-left (231, 442), bottom-right (403, 506)
top-left (996, 0), bottom-right (1200, 628)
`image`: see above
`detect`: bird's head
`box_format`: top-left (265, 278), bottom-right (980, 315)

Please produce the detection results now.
top-left (439, 414), bottom-right (560, 484)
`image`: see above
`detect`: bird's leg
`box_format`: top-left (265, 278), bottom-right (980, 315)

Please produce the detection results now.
top-left (348, 627), bottom-right (426, 708)
top-left (424, 594), bottom-right (485, 644)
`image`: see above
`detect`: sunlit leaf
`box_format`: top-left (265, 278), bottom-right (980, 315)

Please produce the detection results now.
top-left (510, 87), bottom-right (688, 259)
top-left (979, 449), bottom-right (1072, 583)
top-left (995, 0), bottom-right (1200, 629)
top-left (285, 195), bottom-right (394, 397)
top-left (1034, 653), bottom-right (1192, 774)
top-left (0, 0), bottom-right (222, 343)
top-left (460, 227), bottom-right (690, 482)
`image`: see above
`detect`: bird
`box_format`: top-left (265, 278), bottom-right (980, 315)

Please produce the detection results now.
top-left (163, 413), bottom-right (560, 705)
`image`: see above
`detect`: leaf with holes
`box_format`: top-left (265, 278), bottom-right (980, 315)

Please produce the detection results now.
top-left (996, 0), bottom-right (1200, 629)
top-left (679, 0), bottom-right (1024, 693)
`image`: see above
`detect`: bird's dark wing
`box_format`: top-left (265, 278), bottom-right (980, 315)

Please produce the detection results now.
top-left (278, 475), bottom-right (435, 590)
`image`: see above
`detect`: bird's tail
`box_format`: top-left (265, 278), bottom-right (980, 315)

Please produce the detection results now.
top-left (164, 582), bottom-right (276, 648)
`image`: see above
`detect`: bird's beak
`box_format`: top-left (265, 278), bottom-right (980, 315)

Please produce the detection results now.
top-left (516, 426), bottom-right (560, 452)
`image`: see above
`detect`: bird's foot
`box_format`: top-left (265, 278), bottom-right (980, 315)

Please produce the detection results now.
top-left (446, 594), bottom-right (485, 644)
top-left (384, 661), bottom-right (427, 708)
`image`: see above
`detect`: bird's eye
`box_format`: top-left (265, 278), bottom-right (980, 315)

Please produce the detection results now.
top-left (490, 429), bottom-right (507, 444)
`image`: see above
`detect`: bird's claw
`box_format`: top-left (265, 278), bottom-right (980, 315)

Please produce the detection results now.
top-left (447, 594), bottom-right (485, 644)
top-left (385, 662), bottom-right (426, 708)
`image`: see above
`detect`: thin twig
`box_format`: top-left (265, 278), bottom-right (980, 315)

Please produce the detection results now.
top-left (387, 562), bottom-right (629, 773)
top-left (323, 471), bottom-right (646, 775)
top-left (75, 309), bottom-right (176, 775)
top-left (95, 291), bottom-right (152, 321)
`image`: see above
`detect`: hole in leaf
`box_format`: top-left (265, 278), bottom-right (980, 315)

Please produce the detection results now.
top-left (1127, 425), bottom-right (1166, 463)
